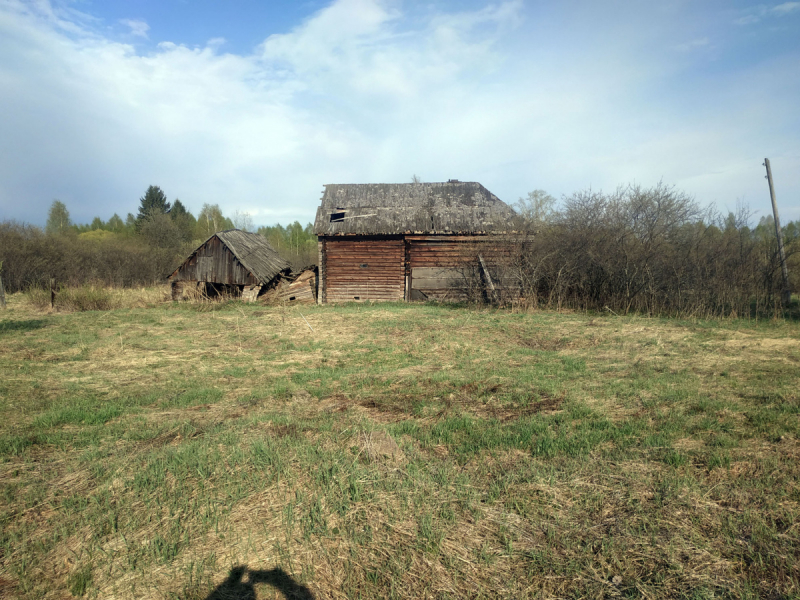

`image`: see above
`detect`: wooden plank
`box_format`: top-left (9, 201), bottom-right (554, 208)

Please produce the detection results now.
top-left (410, 267), bottom-right (465, 292)
top-left (327, 255), bottom-right (403, 261)
top-left (242, 285), bottom-right (261, 302)
top-left (411, 279), bottom-right (463, 289)
top-left (326, 284), bottom-right (404, 290)
top-left (327, 285), bottom-right (404, 290)
top-left (411, 267), bottom-right (463, 279)
top-left (261, 270), bottom-right (317, 304)
top-left (327, 263), bottom-right (404, 269)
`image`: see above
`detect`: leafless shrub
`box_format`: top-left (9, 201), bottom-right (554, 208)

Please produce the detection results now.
top-left (499, 183), bottom-right (791, 317)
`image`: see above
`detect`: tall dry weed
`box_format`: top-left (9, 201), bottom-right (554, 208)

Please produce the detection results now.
top-left (24, 284), bottom-right (170, 312)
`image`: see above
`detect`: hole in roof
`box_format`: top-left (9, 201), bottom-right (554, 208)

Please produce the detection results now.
top-left (289, 296), bottom-right (296, 301)
top-left (330, 212), bottom-right (345, 222)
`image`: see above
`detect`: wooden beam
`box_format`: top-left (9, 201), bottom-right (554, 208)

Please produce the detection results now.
top-left (478, 255), bottom-right (498, 302)
top-left (764, 158), bottom-right (791, 305)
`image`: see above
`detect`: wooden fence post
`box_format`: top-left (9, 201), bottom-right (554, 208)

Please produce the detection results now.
top-left (50, 277), bottom-right (56, 309)
top-left (0, 269), bottom-right (6, 309)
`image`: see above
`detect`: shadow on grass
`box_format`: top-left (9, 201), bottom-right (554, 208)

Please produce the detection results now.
top-left (0, 319), bottom-right (48, 334)
top-left (205, 566), bottom-right (314, 600)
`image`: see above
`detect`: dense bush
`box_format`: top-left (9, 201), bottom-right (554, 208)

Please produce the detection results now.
top-left (497, 183), bottom-right (798, 317)
top-left (0, 221), bottom-right (192, 293)
top-left (0, 219), bottom-right (318, 294)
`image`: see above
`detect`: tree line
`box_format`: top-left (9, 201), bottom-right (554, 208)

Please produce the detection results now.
top-left (2, 181), bottom-right (795, 318)
top-left (0, 185), bottom-right (316, 293)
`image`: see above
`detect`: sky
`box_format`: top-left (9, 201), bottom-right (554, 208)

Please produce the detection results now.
top-left (0, 0), bottom-right (798, 228)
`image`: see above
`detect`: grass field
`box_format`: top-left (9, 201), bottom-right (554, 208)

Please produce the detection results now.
top-left (1, 289), bottom-right (799, 599)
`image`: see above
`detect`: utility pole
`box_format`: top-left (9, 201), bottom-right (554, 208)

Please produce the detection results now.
top-left (764, 158), bottom-right (791, 306)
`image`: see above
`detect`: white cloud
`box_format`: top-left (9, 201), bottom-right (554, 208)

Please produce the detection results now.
top-left (260, 0), bottom-right (398, 72)
top-left (258, 0), bottom-right (522, 100)
top-left (734, 12), bottom-right (762, 25)
top-left (772, 2), bottom-right (800, 14)
top-left (120, 18), bottom-right (150, 38)
top-left (735, 1), bottom-right (800, 24)
top-left (0, 0), bottom-right (798, 228)
top-left (0, 0), bottom-right (530, 225)
top-left (673, 37), bottom-right (710, 52)
top-left (5, 0), bottom-right (97, 34)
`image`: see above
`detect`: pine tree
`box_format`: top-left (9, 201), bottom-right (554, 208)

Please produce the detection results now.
top-left (170, 199), bottom-right (188, 219)
top-left (170, 199), bottom-right (197, 242)
top-left (136, 186), bottom-right (171, 229)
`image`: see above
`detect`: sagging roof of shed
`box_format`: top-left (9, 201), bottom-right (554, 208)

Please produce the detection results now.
top-left (169, 229), bottom-right (291, 285)
top-left (313, 182), bottom-right (520, 236)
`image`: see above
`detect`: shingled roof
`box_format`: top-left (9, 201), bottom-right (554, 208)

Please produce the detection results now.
top-left (169, 229), bottom-right (290, 285)
top-left (313, 182), bottom-right (519, 236)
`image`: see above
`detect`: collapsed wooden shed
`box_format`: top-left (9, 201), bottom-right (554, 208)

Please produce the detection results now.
top-left (169, 229), bottom-right (291, 301)
top-left (260, 266), bottom-right (318, 304)
top-left (313, 182), bottom-right (520, 303)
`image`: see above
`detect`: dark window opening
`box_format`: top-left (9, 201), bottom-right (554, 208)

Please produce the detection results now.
top-left (360, 263), bottom-right (368, 268)
top-left (289, 296), bottom-right (296, 301)
top-left (330, 212), bottom-right (345, 222)
top-left (354, 296), bottom-right (360, 300)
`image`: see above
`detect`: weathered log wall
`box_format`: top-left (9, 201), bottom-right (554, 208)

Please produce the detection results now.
top-left (321, 237), bottom-right (404, 302)
top-left (319, 234), bottom-right (518, 303)
top-left (406, 236), bottom-right (516, 301)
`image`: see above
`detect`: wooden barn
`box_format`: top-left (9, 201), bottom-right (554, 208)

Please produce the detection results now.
top-left (313, 182), bottom-right (520, 303)
top-left (169, 229), bottom-right (291, 301)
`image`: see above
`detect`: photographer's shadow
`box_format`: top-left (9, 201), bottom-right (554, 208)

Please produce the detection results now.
top-left (205, 565), bottom-right (314, 600)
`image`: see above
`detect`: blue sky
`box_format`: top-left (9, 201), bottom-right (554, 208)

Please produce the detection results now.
top-left (80, 1), bottom-right (321, 55)
top-left (0, 0), bottom-right (798, 228)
